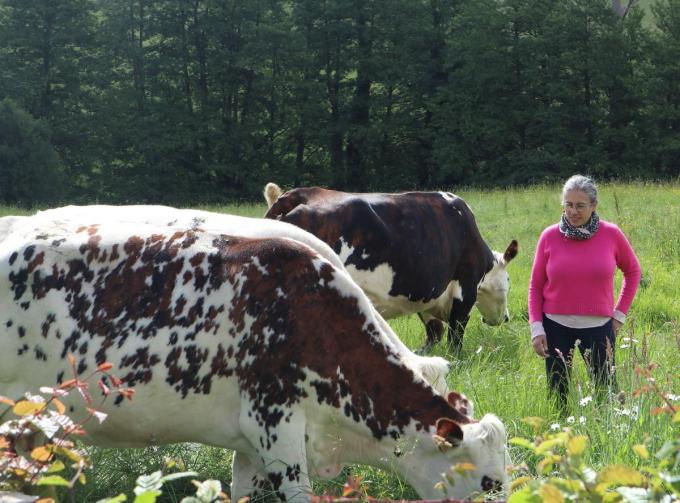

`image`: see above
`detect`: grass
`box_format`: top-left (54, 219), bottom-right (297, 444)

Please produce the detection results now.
top-left (3, 181), bottom-right (679, 501)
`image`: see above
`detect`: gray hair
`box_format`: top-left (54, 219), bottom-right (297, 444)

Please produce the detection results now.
top-left (562, 174), bottom-right (598, 204)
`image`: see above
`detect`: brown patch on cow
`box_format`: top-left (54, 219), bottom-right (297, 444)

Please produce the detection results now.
top-left (80, 235), bottom-right (103, 263)
top-left (41, 313), bottom-right (56, 338)
top-left (221, 237), bottom-right (470, 440)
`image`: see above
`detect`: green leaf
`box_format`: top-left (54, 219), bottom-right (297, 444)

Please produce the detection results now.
top-left (510, 437), bottom-right (536, 450)
top-left (160, 471), bottom-right (198, 483)
top-left (508, 484), bottom-right (542, 503)
top-left (47, 460), bottom-right (66, 473)
top-left (96, 495), bottom-right (128, 503)
top-left (550, 478), bottom-right (583, 493)
top-left (36, 474), bottom-right (71, 486)
top-left (133, 491), bottom-right (162, 503)
top-left (655, 440), bottom-right (680, 461)
top-left (633, 444), bottom-right (649, 460)
top-left (566, 435), bottom-right (588, 456)
top-left (539, 483), bottom-right (565, 503)
top-left (536, 437), bottom-right (565, 454)
top-left (13, 400), bottom-right (46, 416)
top-left (597, 465), bottom-right (645, 487)
top-left (660, 472), bottom-right (680, 491)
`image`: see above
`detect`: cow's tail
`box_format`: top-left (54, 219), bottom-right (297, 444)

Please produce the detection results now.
top-left (264, 182), bottom-right (283, 208)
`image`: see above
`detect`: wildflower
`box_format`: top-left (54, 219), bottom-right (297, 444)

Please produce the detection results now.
top-left (666, 394), bottom-right (680, 401)
top-left (620, 344), bottom-right (630, 349)
top-left (614, 406), bottom-right (640, 419)
top-left (579, 396), bottom-right (593, 406)
top-left (475, 346), bottom-right (482, 355)
top-left (579, 416), bottom-right (586, 424)
top-left (566, 416), bottom-right (575, 424)
top-left (550, 423), bottom-right (561, 431)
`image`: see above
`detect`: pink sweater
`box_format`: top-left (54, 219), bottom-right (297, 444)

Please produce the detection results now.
top-left (528, 220), bottom-right (641, 323)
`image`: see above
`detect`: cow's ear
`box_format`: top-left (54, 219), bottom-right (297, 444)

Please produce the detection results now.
top-left (446, 391), bottom-right (472, 418)
top-left (434, 418), bottom-right (464, 451)
top-left (503, 240), bottom-right (518, 263)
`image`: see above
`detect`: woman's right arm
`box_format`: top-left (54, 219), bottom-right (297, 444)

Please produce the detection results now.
top-left (528, 231), bottom-right (549, 357)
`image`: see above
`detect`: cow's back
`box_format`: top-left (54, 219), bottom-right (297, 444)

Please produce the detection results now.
top-left (265, 189), bottom-right (493, 313)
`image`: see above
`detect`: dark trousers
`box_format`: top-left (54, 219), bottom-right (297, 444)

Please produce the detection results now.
top-left (544, 316), bottom-right (617, 409)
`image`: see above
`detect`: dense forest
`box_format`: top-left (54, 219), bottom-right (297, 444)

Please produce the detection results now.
top-left (0, 0), bottom-right (678, 206)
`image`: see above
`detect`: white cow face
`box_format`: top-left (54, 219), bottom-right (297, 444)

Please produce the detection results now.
top-left (476, 240), bottom-right (518, 326)
top-left (407, 414), bottom-right (510, 500)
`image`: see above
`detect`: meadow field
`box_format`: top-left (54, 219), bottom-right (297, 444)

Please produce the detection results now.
top-left (2, 181), bottom-right (679, 501)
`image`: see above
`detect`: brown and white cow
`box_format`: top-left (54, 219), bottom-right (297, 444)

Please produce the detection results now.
top-left (33, 205), bottom-right (450, 395)
top-left (0, 215), bottom-right (508, 501)
top-left (264, 184), bottom-right (518, 351)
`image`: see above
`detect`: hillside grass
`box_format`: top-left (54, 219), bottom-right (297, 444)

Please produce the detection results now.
top-left (3, 181), bottom-right (679, 501)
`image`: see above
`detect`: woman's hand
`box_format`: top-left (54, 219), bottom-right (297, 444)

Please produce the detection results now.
top-left (532, 334), bottom-right (548, 358)
top-left (612, 319), bottom-right (623, 333)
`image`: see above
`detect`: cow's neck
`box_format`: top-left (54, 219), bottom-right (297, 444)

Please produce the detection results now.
top-left (318, 390), bottom-right (464, 469)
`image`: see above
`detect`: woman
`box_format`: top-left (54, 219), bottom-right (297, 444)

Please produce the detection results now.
top-left (528, 175), bottom-right (641, 408)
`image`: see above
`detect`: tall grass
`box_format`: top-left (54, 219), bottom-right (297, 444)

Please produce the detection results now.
top-left (4, 181), bottom-right (678, 501)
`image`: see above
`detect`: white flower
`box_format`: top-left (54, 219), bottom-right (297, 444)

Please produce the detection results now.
top-left (567, 416), bottom-right (575, 424)
top-left (579, 396), bottom-right (593, 406)
top-left (620, 344), bottom-right (630, 349)
top-left (579, 416), bottom-right (587, 424)
top-left (622, 337), bottom-right (639, 343)
top-left (614, 406), bottom-right (640, 419)
top-left (475, 346), bottom-right (483, 354)
top-left (550, 423), bottom-right (561, 431)
top-left (666, 394), bottom-right (680, 401)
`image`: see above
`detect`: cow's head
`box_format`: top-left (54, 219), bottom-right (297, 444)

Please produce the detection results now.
top-left (476, 240), bottom-right (518, 326)
top-left (405, 414), bottom-right (509, 500)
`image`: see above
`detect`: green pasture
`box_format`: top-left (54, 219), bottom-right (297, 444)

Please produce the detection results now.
top-left (3, 181), bottom-right (679, 501)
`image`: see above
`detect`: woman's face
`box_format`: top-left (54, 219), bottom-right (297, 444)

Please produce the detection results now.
top-left (563, 189), bottom-right (596, 227)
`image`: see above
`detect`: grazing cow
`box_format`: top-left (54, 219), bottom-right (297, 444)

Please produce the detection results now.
top-left (0, 215), bottom-right (510, 501)
top-left (264, 184), bottom-right (518, 351)
top-left (33, 205), bottom-right (450, 395)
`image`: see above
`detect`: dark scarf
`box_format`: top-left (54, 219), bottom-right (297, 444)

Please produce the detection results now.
top-left (559, 211), bottom-right (600, 240)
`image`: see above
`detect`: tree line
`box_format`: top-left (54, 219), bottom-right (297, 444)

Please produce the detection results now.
top-left (0, 0), bottom-right (678, 207)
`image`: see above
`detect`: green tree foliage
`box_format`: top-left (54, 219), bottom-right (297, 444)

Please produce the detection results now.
top-left (0, 0), bottom-right (676, 205)
top-left (0, 98), bottom-right (63, 206)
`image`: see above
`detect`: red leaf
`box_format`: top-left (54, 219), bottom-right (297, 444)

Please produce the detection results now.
top-left (97, 362), bottom-right (113, 372)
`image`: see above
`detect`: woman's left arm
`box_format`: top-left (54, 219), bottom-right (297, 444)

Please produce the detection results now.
top-left (614, 228), bottom-right (642, 315)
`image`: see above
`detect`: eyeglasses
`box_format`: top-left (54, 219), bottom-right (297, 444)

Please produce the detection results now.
top-left (563, 202), bottom-right (591, 211)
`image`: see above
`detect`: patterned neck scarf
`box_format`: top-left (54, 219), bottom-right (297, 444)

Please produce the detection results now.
top-left (559, 211), bottom-right (600, 240)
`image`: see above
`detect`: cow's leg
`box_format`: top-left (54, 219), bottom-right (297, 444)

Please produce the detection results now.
top-left (241, 408), bottom-right (312, 502)
top-left (231, 451), bottom-right (269, 501)
top-left (447, 298), bottom-right (474, 352)
top-left (417, 312), bottom-right (444, 352)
